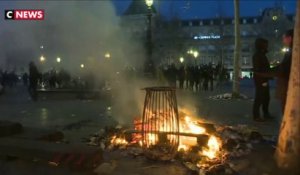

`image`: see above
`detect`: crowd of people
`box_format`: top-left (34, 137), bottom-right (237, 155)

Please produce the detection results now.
top-left (0, 61), bottom-right (231, 100)
top-left (0, 70), bottom-right (19, 89)
top-left (159, 63), bottom-right (230, 91)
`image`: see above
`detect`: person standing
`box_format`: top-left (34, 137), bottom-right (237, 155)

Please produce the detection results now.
top-left (22, 73), bottom-right (29, 87)
top-left (256, 29), bottom-right (294, 114)
top-left (273, 29), bottom-right (293, 113)
top-left (252, 38), bottom-right (271, 121)
top-left (178, 65), bottom-right (185, 89)
top-left (28, 61), bottom-right (40, 101)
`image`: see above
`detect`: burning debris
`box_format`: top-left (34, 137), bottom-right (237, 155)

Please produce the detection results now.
top-left (83, 115), bottom-right (274, 174)
top-left (82, 87), bottom-right (273, 174)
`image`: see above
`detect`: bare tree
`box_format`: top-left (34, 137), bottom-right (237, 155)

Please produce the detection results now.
top-left (275, 0), bottom-right (300, 171)
top-left (232, 0), bottom-right (241, 97)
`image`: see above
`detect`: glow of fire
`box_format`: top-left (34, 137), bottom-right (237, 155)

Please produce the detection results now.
top-left (110, 136), bottom-right (128, 145)
top-left (201, 135), bottom-right (221, 159)
top-left (110, 112), bottom-right (222, 160)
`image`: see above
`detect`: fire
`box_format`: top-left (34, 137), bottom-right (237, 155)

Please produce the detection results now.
top-left (178, 116), bottom-right (206, 151)
top-left (182, 116), bottom-right (206, 134)
top-left (110, 112), bottom-right (222, 160)
top-left (202, 135), bottom-right (221, 159)
top-left (110, 135), bottom-right (128, 145)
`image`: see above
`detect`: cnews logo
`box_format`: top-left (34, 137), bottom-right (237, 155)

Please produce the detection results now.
top-left (5, 10), bottom-right (44, 20)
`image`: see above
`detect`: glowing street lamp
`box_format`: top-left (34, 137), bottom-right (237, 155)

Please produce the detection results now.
top-left (187, 49), bottom-right (194, 54)
top-left (282, 47), bottom-right (289, 52)
top-left (40, 55), bottom-right (45, 62)
top-left (193, 51), bottom-right (199, 58)
top-left (179, 57), bottom-right (184, 63)
top-left (56, 57), bottom-right (61, 63)
top-left (144, 0), bottom-right (154, 75)
top-left (105, 52), bottom-right (111, 59)
top-left (145, 0), bottom-right (153, 8)
top-left (40, 45), bottom-right (44, 49)
top-left (80, 64), bottom-right (85, 68)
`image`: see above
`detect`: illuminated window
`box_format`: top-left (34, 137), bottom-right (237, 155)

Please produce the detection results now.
top-left (253, 18), bottom-right (257, 23)
top-left (243, 19), bottom-right (247, 24)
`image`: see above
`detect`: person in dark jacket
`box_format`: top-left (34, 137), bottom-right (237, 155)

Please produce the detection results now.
top-left (178, 65), bottom-right (185, 89)
top-left (252, 38), bottom-right (271, 121)
top-left (272, 29), bottom-right (293, 113)
top-left (28, 61), bottom-right (40, 101)
top-left (256, 29), bottom-right (293, 114)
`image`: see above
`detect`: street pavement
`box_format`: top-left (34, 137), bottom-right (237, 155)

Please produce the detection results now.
top-left (0, 79), bottom-right (283, 175)
top-left (0, 79), bottom-right (282, 140)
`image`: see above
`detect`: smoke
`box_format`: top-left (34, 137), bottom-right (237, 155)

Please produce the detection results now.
top-left (0, 1), bottom-right (157, 125)
top-left (1, 1), bottom-right (146, 71)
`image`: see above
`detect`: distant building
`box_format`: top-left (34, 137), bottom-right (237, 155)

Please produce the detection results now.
top-left (181, 7), bottom-right (295, 68)
top-left (121, 0), bottom-right (156, 41)
top-left (121, 3), bottom-right (295, 69)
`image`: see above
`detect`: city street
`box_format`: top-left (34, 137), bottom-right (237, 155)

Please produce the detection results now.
top-left (0, 80), bottom-right (282, 140)
top-left (0, 80), bottom-right (283, 175)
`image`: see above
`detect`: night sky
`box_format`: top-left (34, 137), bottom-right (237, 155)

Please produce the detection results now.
top-left (112, 0), bottom-right (297, 19)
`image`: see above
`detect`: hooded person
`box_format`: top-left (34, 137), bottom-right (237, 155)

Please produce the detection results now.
top-left (255, 29), bottom-right (294, 114)
top-left (252, 37), bottom-right (271, 121)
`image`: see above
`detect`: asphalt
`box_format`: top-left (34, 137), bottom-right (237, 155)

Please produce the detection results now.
top-left (0, 79), bottom-right (284, 175)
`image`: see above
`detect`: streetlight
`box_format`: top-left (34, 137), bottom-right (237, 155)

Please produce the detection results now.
top-left (187, 49), bottom-right (194, 54)
top-left (144, 0), bottom-right (154, 76)
top-left (282, 47), bottom-right (289, 52)
top-left (193, 51), bottom-right (199, 58)
top-left (105, 52), bottom-right (111, 59)
top-left (40, 55), bottom-right (45, 62)
top-left (145, 0), bottom-right (153, 7)
top-left (179, 57), bottom-right (184, 63)
top-left (56, 57), bottom-right (61, 63)
top-left (80, 64), bottom-right (85, 68)
top-left (192, 51), bottom-right (199, 65)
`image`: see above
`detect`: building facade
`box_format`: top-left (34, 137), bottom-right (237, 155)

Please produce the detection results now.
top-left (181, 7), bottom-right (295, 68)
top-left (121, 2), bottom-right (295, 69)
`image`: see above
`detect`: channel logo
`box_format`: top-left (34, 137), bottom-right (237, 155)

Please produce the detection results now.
top-left (4, 9), bottom-right (44, 20)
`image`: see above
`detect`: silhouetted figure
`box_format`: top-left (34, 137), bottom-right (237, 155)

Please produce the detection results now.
top-left (22, 73), bottom-right (29, 87)
top-left (178, 66), bottom-right (185, 89)
top-left (185, 67), bottom-right (191, 90)
top-left (252, 38), bottom-right (271, 121)
top-left (194, 66), bottom-right (200, 91)
top-left (49, 70), bottom-right (56, 89)
top-left (188, 66), bottom-right (195, 91)
top-left (274, 30), bottom-right (293, 113)
top-left (28, 61), bottom-right (40, 101)
top-left (169, 64), bottom-right (177, 87)
top-left (257, 30), bottom-right (294, 114)
top-left (202, 65), bottom-right (209, 91)
top-left (208, 63), bottom-right (214, 91)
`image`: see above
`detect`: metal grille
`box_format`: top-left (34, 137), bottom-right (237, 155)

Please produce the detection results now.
top-left (142, 87), bottom-right (179, 159)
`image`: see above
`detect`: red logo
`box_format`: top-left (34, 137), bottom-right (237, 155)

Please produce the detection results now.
top-left (5, 9), bottom-right (44, 20)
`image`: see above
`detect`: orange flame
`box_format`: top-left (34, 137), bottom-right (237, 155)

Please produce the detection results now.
top-left (111, 110), bottom-right (222, 160)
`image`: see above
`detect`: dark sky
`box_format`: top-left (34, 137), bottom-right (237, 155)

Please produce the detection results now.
top-left (112, 0), bottom-right (297, 19)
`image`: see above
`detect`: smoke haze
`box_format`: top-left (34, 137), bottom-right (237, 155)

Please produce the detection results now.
top-left (0, 1), bottom-right (156, 125)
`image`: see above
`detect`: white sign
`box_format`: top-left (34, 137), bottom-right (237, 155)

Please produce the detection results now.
top-left (194, 35), bottom-right (221, 40)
